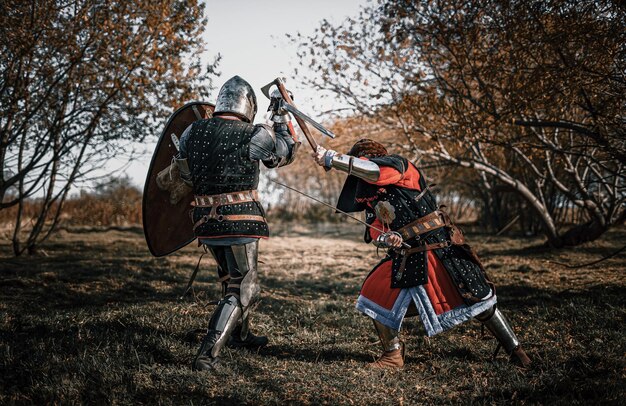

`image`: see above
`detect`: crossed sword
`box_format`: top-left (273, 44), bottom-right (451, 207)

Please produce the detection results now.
top-left (260, 77), bottom-right (335, 146)
top-left (261, 78), bottom-right (408, 248)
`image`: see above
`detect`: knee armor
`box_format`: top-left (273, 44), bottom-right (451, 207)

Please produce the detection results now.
top-left (230, 242), bottom-right (260, 307)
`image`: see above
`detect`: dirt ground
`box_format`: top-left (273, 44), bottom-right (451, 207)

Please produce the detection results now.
top-left (0, 224), bottom-right (624, 405)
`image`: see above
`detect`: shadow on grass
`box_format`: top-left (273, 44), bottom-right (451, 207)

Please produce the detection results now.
top-left (0, 229), bottom-right (624, 404)
top-left (259, 343), bottom-right (372, 363)
top-left (495, 282), bottom-right (625, 309)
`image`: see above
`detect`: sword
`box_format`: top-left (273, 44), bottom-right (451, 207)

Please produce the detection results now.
top-left (279, 100), bottom-right (336, 139)
top-left (260, 77), bottom-right (332, 152)
top-left (271, 180), bottom-right (410, 248)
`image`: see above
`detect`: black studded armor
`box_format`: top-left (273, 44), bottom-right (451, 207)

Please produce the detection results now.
top-left (339, 155), bottom-right (491, 302)
top-left (185, 117), bottom-right (268, 239)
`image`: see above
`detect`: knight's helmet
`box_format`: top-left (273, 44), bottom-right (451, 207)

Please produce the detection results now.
top-left (213, 76), bottom-right (257, 123)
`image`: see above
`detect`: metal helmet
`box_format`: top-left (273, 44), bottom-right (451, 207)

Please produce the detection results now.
top-left (213, 76), bottom-right (257, 123)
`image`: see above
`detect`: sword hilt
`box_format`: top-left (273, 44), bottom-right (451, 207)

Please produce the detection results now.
top-left (272, 78), bottom-right (319, 152)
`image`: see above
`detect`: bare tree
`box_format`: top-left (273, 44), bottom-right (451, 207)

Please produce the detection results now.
top-left (293, 0), bottom-right (625, 246)
top-left (0, 0), bottom-right (219, 255)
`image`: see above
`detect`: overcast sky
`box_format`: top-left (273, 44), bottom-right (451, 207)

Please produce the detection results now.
top-left (118, 0), bottom-right (369, 188)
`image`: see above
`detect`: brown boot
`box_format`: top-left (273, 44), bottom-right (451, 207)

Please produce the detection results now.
top-left (511, 345), bottom-right (531, 368)
top-left (368, 343), bottom-right (405, 369)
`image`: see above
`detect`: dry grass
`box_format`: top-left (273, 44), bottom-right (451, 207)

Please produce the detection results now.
top-left (0, 225), bottom-right (624, 405)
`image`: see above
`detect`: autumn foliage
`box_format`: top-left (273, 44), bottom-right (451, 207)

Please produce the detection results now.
top-left (0, 0), bottom-right (218, 254)
top-left (292, 0), bottom-right (625, 246)
top-left (0, 177), bottom-right (142, 235)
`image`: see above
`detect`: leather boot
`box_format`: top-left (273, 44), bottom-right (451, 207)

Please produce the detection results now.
top-left (227, 313), bottom-right (268, 350)
top-left (368, 342), bottom-right (405, 369)
top-left (228, 328), bottom-right (269, 349)
top-left (369, 320), bottom-right (404, 368)
top-left (511, 345), bottom-right (531, 368)
top-left (192, 333), bottom-right (221, 371)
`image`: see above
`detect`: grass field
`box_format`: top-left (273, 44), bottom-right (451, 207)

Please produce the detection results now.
top-left (0, 225), bottom-right (624, 405)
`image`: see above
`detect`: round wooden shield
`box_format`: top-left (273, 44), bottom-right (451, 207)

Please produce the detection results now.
top-left (142, 101), bottom-right (214, 257)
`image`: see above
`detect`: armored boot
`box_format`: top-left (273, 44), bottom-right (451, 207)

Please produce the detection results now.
top-left (368, 320), bottom-right (405, 369)
top-left (194, 242), bottom-right (262, 371)
top-left (227, 310), bottom-right (268, 350)
top-left (476, 305), bottom-right (531, 367)
top-left (193, 295), bottom-right (242, 371)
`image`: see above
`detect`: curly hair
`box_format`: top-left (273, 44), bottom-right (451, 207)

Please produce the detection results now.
top-left (347, 139), bottom-right (388, 158)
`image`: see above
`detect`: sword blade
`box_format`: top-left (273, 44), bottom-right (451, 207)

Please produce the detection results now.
top-left (281, 102), bottom-right (336, 139)
top-left (271, 180), bottom-right (409, 248)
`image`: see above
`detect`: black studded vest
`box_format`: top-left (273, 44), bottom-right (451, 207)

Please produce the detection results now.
top-left (339, 155), bottom-right (490, 302)
top-left (185, 117), bottom-right (269, 239)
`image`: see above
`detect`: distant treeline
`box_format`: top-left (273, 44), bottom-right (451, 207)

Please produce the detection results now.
top-left (0, 166), bottom-right (596, 240)
top-left (0, 178), bottom-right (142, 232)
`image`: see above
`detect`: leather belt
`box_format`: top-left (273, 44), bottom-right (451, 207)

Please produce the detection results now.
top-left (397, 210), bottom-right (447, 241)
top-left (193, 190), bottom-right (258, 207)
top-left (193, 214), bottom-right (266, 230)
top-left (394, 240), bottom-right (451, 281)
top-left (191, 190), bottom-right (265, 230)
top-left (396, 241), bottom-right (451, 256)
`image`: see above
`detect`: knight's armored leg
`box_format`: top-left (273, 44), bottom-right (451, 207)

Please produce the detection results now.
top-left (208, 245), bottom-right (252, 342)
top-left (368, 319), bottom-right (404, 368)
top-left (227, 242), bottom-right (268, 349)
top-left (193, 295), bottom-right (242, 370)
top-left (476, 305), bottom-right (531, 367)
top-left (193, 241), bottom-right (265, 371)
top-left (228, 308), bottom-right (268, 349)
top-left (207, 246), bottom-right (230, 298)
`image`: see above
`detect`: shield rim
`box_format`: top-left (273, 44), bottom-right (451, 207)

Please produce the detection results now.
top-left (142, 101), bottom-right (214, 257)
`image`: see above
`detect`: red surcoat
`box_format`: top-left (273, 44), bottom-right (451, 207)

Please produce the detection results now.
top-left (360, 163), bottom-right (465, 316)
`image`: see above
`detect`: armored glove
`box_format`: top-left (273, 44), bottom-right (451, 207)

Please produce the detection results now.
top-left (268, 88), bottom-right (293, 123)
top-left (313, 145), bottom-right (337, 168)
top-left (374, 231), bottom-right (404, 248)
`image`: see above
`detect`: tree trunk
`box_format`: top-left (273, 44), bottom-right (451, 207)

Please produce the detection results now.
top-left (559, 220), bottom-right (610, 247)
top-left (425, 150), bottom-right (564, 246)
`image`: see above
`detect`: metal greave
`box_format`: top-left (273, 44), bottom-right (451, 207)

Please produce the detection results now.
top-left (372, 319), bottom-right (402, 352)
top-left (199, 241), bottom-right (260, 359)
top-left (476, 305), bottom-right (520, 353)
top-left (202, 295), bottom-right (243, 358)
top-left (231, 241), bottom-right (260, 307)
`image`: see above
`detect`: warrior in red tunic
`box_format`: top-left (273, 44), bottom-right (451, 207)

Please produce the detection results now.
top-left (313, 139), bottom-right (531, 368)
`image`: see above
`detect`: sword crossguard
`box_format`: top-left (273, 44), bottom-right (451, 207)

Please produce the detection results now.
top-left (260, 77), bottom-right (337, 152)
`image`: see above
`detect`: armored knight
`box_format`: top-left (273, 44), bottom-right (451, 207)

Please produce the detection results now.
top-left (176, 76), bottom-right (299, 371)
top-left (313, 139), bottom-right (530, 368)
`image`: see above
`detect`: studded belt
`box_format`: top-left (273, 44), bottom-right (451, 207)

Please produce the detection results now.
top-left (191, 190), bottom-right (265, 230)
top-left (192, 190), bottom-right (259, 207)
top-left (397, 210), bottom-right (447, 241)
top-left (193, 214), bottom-right (266, 230)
